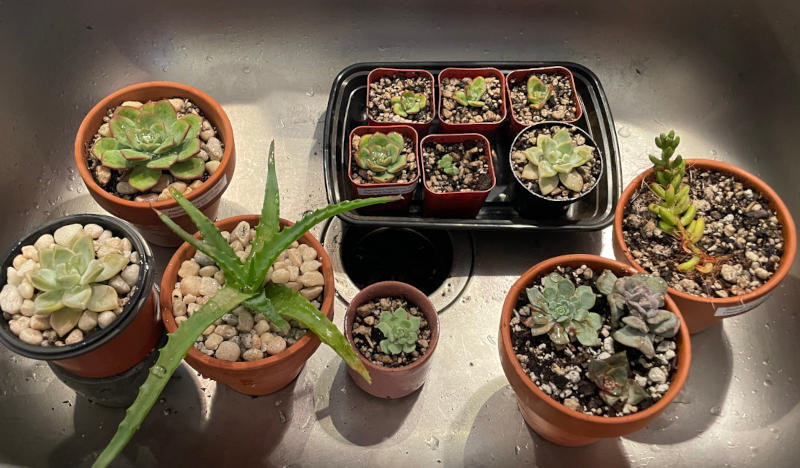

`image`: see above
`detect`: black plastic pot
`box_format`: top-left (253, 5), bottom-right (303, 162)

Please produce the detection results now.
top-left (0, 214), bottom-right (163, 405)
top-left (508, 122), bottom-right (604, 218)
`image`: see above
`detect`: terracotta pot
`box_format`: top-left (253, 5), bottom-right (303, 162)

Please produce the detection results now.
top-left (75, 81), bottom-right (236, 247)
top-left (420, 133), bottom-right (496, 218)
top-left (0, 214), bottom-right (162, 379)
top-left (613, 159), bottom-right (797, 333)
top-left (506, 67), bottom-right (583, 136)
top-left (499, 254), bottom-right (691, 446)
top-left (437, 67), bottom-right (507, 135)
top-left (160, 215), bottom-right (334, 396)
top-left (348, 125), bottom-right (420, 211)
top-left (366, 68), bottom-right (436, 134)
top-left (344, 281), bottom-right (439, 399)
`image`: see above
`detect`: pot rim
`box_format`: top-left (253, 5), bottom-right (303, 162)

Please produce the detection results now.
top-left (160, 214), bottom-right (335, 371)
top-left (344, 280), bottom-right (440, 374)
top-left (613, 158), bottom-right (797, 306)
top-left (420, 132), bottom-right (497, 196)
top-left (500, 253), bottom-right (691, 425)
top-left (366, 68), bottom-right (436, 126)
top-left (506, 66), bottom-right (583, 127)
top-left (0, 214), bottom-right (155, 360)
top-left (74, 80), bottom-right (235, 210)
top-left (347, 124), bottom-right (420, 190)
top-left (437, 67), bottom-right (507, 128)
top-left (508, 121), bottom-right (604, 203)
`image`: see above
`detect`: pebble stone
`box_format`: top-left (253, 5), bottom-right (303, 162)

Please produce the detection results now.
top-left (98, 311), bottom-right (117, 329)
top-left (215, 341), bottom-right (241, 361)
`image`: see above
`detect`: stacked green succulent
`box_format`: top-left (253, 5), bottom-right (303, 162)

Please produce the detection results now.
top-left (647, 130), bottom-right (711, 273)
top-left (354, 132), bottom-right (407, 183)
top-left (453, 76), bottom-right (486, 107)
top-left (92, 100), bottom-right (206, 192)
top-left (525, 272), bottom-right (602, 346)
top-left (30, 233), bottom-right (128, 337)
top-left (391, 91), bottom-right (427, 118)
top-left (586, 352), bottom-right (649, 407)
top-left (527, 75), bottom-right (551, 109)
top-left (376, 307), bottom-right (421, 355)
top-left (521, 128), bottom-right (594, 195)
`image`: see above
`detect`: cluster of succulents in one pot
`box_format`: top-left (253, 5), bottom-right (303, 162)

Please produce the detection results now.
top-left (613, 131), bottom-right (797, 332)
top-left (0, 214), bottom-right (161, 407)
top-left (92, 143), bottom-right (396, 468)
top-left (499, 254), bottom-right (690, 446)
top-left (76, 81), bottom-right (236, 246)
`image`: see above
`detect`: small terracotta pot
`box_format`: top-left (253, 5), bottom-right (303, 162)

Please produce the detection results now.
top-left (499, 254), bottom-right (691, 446)
top-left (437, 67), bottom-right (507, 135)
top-left (344, 281), bottom-right (439, 399)
top-left (613, 159), bottom-right (797, 333)
top-left (0, 214), bottom-right (162, 379)
top-left (506, 67), bottom-right (583, 136)
top-left (420, 133), bottom-right (496, 218)
top-left (348, 125), bottom-right (420, 211)
top-left (367, 68), bottom-right (436, 134)
top-left (160, 215), bottom-right (334, 396)
top-left (75, 81), bottom-right (236, 247)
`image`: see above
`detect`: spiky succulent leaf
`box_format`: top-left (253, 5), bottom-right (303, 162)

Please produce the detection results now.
top-left (243, 290), bottom-right (290, 334)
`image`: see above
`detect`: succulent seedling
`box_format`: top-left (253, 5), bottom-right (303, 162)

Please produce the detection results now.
top-left (355, 132), bottom-right (407, 183)
top-left (527, 75), bottom-right (552, 109)
top-left (93, 142), bottom-right (398, 468)
top-left (596, 270), bottom-right (680, 358)
top-left (586, 352), bottom-right (649, 407)
top-left (524, 272), bottom-right (602, 346)
top-left (30, 233), bottom-right (128, 337)
top-left (521, 128), bottom-right (594, 195)
top-left (376, 307), bottom-right (421, 355)
top-left (91, 100), bottom-right (206, 192)
top-left (437, 153), bottom-right (457, 176)
top-left (391, 91), bottom-right (427, 118)
top-left (453, 76), bottom-right (487, 107)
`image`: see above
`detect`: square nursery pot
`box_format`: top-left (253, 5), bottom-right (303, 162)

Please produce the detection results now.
top-left (437, 67), bottom-right (507, 135)
top-left (499, 254), bottom-right (691, 446)
top-left (613, 159), bottom-right (797, 334)
top-left (344, 281), bottom-right (439, 399)
top-left (160, 215), bottom-right (335, 396)
top-left (348, 125), bottom-right (420, 211)
top-left (420, 133), bottom-right (496, 218)
top-left (366, 68), bottom-right (435, 135)
top-left (0, 214), bottom-right (163, 407)
top-left (75, 81), bottom-right (236, 247)
top-left (506, 66), bottom-right (583, 136)
top-left (509, 122), bottom-right (603, 219)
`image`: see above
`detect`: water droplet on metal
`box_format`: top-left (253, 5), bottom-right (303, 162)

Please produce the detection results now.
top-left (306, 89), bottom-right (315, 97)
top-left (763, 379), bottom-right (772, 387)
top-left (710, 406), bottom-right (722, 416)
top-left (206, 55), bottom-right (213, 62)
top-left (425, 436), bottom-right (439, 450)
top-left (617, 126), bottom-right (631, 137)
top-left (242, 66), bottom-right (251, 74)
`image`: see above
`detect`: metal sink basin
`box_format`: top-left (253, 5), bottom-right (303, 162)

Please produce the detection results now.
top-left (0, 1), bottom-right (798, 466)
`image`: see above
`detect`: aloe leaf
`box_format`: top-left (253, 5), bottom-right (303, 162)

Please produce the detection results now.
top-left (246, 141), bottom-right (281, 284)
top-left (242, 289), bottom-right (290, 334)
top-left (156, 188), bottom-right (246, 288)
top-left (262, 283), bottom-right (370, 383)
top-left (93, 286), bottom-right (253, 468)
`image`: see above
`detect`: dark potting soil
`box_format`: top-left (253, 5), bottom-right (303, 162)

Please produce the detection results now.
top-left (367, 75), bottom-right (434, 123)
top-left (508, 71), bottom-right (577, 125)
top-left (510, 124), bottom-right (600, 200)
top-left (350, 134), bottom-right (418, 184)
top-left (510, 265), bottom-right (679, 417)
top-left (351, 296), bottom-right (432, 368)
top-left (440, 76), bottom-right (504, 124)
top-left (422, 139), bottom-right (492, 193)
top-left (622, 168), bottom-right (785, 298)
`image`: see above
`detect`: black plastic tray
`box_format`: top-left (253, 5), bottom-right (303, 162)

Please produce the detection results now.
top-left (323, 61), bottom-right (621, 231)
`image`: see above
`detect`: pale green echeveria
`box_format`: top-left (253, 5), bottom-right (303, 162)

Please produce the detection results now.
top-left (521, 129), bottom-right (594, 195)
top-left (30, 233), bottom-right (128, 336)
top-left (391, 91), bottom-right (427, 118)
top-left (91, 100), bottom-right (205, 192)
top-left (454, 76), bottom-right (487, 107)
top-left (355, 132), bottom-right (407, 183)
top-left (586, 351), bottom-right (649, 407)
top-left (525, 272), bottom-right (601, 346)
top-left (376, 307), bottom-right (421, 355)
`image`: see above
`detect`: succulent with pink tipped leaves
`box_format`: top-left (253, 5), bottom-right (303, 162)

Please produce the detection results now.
top-left (524, 272), bottom-right (601, 346)
top-left (91, 100), bottom-right (206, 192)
top-left (587, 351), bottom-right (649, 407)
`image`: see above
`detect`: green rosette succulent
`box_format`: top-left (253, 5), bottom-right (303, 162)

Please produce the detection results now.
top-left (453, 76), bottom-right (486, 107)
top-left (354, 132), bottom-right (407, 183)
top-left (527, 75), bottom-right (551, 109)
top-left (91, 100), bottom-right (206, 191)
top-left (30, 233), bottom-right (128, 336)
top-left (587, 351), bottom-right (649, 407)
top-left (521, 128), bottom-right (594, 195)
top-left (437, 153), bottom-right (457, 176)
top-left (525, 272), bottom-right (601, 346)
top-left (376, 307), bottom-right (421, 355)
top-left (391, 91), bottom-right (427, 117)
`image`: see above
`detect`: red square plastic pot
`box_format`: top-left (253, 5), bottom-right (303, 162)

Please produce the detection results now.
top-left (420, 133), bottom-right (496, 218)
top-left (366, 68), bottom-right (435, 135)
top-left (348, 125), bottom-right (420, 211)
top-left (506, 67), bottom-right (583, 136)
top-left (437, 67), bottom-right (507, 135)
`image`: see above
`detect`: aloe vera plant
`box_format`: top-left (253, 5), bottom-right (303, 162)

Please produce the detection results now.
top-left (93, 142), bottom-right (397, 468)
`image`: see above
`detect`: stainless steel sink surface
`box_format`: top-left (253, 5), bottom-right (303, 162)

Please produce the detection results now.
top-left (1, 1), bottom-right (798, 466)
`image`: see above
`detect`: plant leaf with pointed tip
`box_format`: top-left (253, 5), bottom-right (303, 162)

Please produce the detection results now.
top-left (246, 141), bottom-right (281, 284)
top-left (146, 154), bottom-right (179, 170)
top-left (50, 308), bottom-right (83, 337)
top-left (34, 290), bottom-right (64, 314)
top-left (92, 138), bottom-right (119, 159)
top-left (62, 284), bottom-right (92, 309)
top-left (86, 284), bottom-right (119, 312)
top-left (242, 290), bottom-right (290, 334)
top-left (120, 149), bottom-right (151, 161)
top-left (175, 138), bottom-right (201, 162)
top-left (182, 114), bottom-right (203, 141)
top-left (169, 157), bottom-right (205, 180)
top-left (128, 165), bottom-right (162, 191)
top-left (101, 150), bottom-right (130, 169)
top-left (94, 254), bottom-right (130, 282)
top-left (153, 100), bottom-right (177, 124)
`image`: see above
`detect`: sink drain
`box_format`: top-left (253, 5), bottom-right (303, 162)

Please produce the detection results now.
top-left (322, 218), bottom-right (473, 312)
